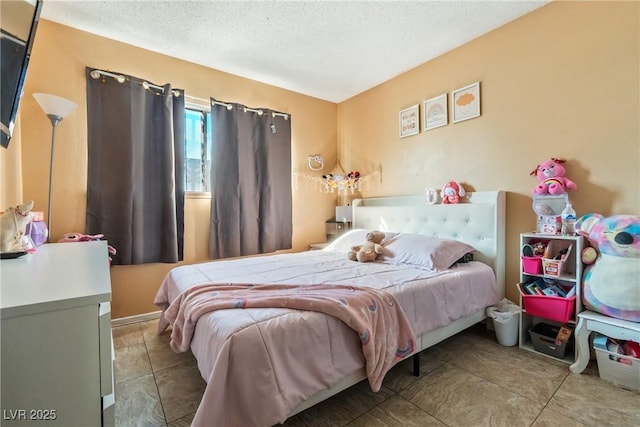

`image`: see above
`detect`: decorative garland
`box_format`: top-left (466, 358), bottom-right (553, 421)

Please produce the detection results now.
top-left (321, 171), bottom-right (361, 194)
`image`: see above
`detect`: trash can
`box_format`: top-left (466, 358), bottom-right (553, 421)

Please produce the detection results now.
top-left (487, 298), bottom-right (521, 346)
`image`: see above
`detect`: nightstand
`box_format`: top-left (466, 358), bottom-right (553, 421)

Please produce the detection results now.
top-left (325, 220), bottom-right (351, 241)
top-left (569, 311), bottom-right (640, 374)
top-left (309, 242), bottom-right (329, 251)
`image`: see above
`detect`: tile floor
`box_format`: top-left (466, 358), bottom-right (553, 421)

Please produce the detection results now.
top-left (113, 320), bottom-right (640, 427)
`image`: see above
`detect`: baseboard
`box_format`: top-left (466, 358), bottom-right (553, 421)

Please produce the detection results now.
top-left (111, 310), bottom-right (161, 327)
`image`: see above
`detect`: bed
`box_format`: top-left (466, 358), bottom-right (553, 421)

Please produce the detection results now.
top-left (154, 190), bottom-right (506, 427)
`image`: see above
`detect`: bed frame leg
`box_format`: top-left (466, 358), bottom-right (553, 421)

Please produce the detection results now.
top-left (412, 353), bottom-right (420, 376)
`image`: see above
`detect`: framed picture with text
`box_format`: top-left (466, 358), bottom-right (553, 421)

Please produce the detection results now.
top-left (423, 93), bottom-right (448, 131)
top-left (452, 82), bottom-right (481, 123)
top-left (399, 104), bottom-right (419, 138)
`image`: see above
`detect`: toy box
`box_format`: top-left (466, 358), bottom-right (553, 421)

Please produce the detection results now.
top-left (541, 240), bottom-right (573, 277)
top-left (529, 322), bottom-right (573, 359)
top-left (522, 256), bottom-right (542, 274)
top-left (533, 194), bottom-right (567, 235)
top-left (522, 294), bottom-right (576, 323)
top-left (537, 215), bottom-right (562, 235)
top-left (594, 344), bottom-right (640, 392)
top-left (542, 258), bottom-right (565, 277)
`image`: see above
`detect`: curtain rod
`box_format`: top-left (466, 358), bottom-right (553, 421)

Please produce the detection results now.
top-left (210, 99), bottom-right (289, 120)
top-left (90, 69), bottom-right (125, 83)
top-left (89, 69), bottom-right (284, 118)
top-left (211, 99), bottom-right (234, 110)
top-left (244, 106), bottom-right (263, 115)
top-left (90, 69), bottom-right (181, 96)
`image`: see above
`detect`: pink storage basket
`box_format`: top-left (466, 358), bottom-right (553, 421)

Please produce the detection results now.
top-left (522, 295), bottom-right (576, 323)
top-left (522, 256), bottom-right (542, 275)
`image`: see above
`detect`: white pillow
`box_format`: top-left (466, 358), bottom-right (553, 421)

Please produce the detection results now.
top-left (381, 233), bottom-right (476, 271)
top-left (322, 229), bottom-right (398, 253)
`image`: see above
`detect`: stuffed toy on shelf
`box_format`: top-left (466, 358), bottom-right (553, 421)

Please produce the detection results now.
top-left (530, 158), bottom-right (577, 195)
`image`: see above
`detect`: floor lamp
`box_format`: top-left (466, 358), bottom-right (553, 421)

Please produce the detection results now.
top-left (33, 93), bottom-right (78, 242)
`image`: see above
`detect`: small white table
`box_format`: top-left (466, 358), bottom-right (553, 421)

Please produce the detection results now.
top-left (569, 310), bottom-right (640, 374)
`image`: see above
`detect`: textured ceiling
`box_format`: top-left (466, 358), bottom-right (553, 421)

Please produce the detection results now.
top-left (41, 0), bottom-right (548, 103)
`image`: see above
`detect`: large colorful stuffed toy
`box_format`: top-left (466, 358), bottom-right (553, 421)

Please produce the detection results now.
top-left (530, 158), bottom-right (577, 195)
top-left (576, 213), bottom-right (640, 322)
top-left (441, 181), bottom-right (465, 204)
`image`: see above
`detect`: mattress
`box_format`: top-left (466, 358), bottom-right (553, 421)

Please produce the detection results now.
top-left (154, 250), bottom-right (498, 427)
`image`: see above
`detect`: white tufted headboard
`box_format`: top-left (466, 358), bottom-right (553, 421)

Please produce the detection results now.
top-left (352, 191), bottom-right (506, 298)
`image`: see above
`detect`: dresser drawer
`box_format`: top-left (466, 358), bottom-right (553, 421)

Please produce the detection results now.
top-left (99, 302), bottom-right (113, 396)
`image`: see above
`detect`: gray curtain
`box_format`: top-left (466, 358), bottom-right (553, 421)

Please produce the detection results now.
top-left (85, 67), bottom-right (185, 264)
top-left (209, 101), bottom-right (292, 259)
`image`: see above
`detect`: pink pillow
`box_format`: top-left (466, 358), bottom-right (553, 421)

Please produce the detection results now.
top-left (381, 233), bottom-right (476, 271)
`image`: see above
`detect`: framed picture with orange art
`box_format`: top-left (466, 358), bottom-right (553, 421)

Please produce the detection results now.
top-left (452, 82), bottom-right (480, 123)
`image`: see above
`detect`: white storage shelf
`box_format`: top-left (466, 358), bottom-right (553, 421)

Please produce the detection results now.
top-left (518, 233), bottom-right (585, 364)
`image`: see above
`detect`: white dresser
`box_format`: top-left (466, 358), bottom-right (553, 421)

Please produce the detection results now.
top-left (0, 241), bottom-right (115, 426)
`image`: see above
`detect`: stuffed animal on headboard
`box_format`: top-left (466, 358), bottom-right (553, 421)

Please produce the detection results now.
top-left (0, 200), bottom-right (34, 252)
top-left (576, 213), bottom-right (640, 322)
top-left (530, 158), bottom-right (577, 195)
top-left (441, 181), bottom-right (465, 204)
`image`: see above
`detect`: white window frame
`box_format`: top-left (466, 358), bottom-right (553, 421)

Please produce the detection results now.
top-left (185, 102), bottom-right (212, 199)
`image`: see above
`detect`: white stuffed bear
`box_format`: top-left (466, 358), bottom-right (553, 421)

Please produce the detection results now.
top-left (0, 200), bottom-right (35, 252)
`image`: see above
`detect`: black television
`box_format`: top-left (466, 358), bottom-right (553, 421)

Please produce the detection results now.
top-left (1, 0), bottom-right (43, 149)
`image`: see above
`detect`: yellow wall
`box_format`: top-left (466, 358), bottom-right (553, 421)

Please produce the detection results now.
top-left (0, 115), bottom-right (23, 206)
top-left (338, 0), bottom-right (639, 303)
top-left (5, 1), bottom-right (639, 317)
top-left (14, 20), bottom-right (338, 318)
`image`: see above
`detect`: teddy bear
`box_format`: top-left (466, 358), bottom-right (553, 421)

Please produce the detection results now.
top-left (348, 230), bottom-right (385, 262)
top-left (0, 200), bottom-right (34, 252)
top-left (441, 181), bottom-right (465, 204)
top-left (530, 158), bottom-right (577, 195)
top-left (576, 213), bottom-right (640, 322)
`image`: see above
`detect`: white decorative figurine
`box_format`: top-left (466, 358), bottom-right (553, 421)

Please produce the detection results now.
top-left (0, 200), bottom-right (34, 252)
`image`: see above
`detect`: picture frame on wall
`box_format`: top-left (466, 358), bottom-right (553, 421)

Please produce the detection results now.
top-left (399, 104), bottom-right (420, 138)
top-left (452, 82), bottom-right (481, 123)
top-left (423, 93), bottom-right (448, 131)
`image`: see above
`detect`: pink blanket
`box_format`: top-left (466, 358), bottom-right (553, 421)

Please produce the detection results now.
top-left (161, 283), bottom-right (416, 391)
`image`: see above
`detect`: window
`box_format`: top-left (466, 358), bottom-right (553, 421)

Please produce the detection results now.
top-left (184, 107), bottom-right (212, 193)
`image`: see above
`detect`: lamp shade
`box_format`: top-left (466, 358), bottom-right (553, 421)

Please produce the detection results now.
top-left (33, 93), bottom-right (77, 118)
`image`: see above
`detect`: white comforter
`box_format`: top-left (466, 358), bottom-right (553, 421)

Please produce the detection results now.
top-left (154, 250), bottom-right (498, 427)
